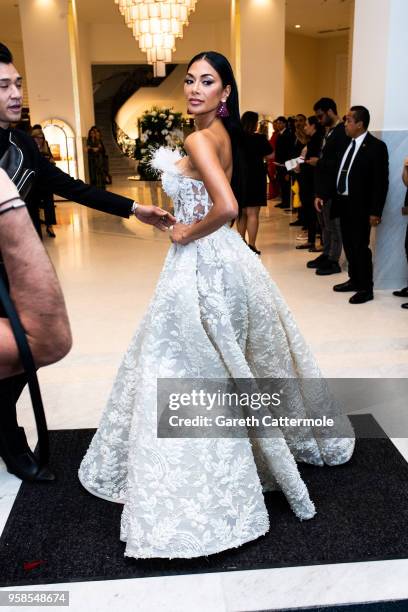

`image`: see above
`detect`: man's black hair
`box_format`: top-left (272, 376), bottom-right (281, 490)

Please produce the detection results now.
top-left (313, 97), bottom-right (338, 116)
top-left (0, 43), bottom-right (13, 64)
top-left (350, 105), bottom-right (370, 129)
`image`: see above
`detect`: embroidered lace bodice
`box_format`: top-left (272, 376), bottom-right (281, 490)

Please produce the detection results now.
top-left (78, 146), bottom-right (355, 560)
top-left (156, 147), bottom-right (213, 224)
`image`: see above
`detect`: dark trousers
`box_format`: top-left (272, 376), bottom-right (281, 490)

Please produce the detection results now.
top-left (405, 224), bottom-right (408, 264)
top-left (277, 167), bottom-right (291, 207)
top-left (0, 374), bottom-right (27, 431)
top-left (317, 199), bottom-right (342, 262)
top-left (40, 193), bottom-right (56, 226)
top-left (338, 196), bottom-right (373, 291)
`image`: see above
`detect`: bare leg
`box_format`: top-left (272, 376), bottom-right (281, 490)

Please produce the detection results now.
top-left (237, 208), bottom-right (248, 241)
top-left (246, 206), bottom-right (261, 248)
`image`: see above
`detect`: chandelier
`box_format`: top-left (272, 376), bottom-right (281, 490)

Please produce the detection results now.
top-left (114, 0), bottom-right (198, 77)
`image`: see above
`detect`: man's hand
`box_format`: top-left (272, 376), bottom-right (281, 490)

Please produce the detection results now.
top-left (169, 222), bottom-right (190, 245)
top-left (134, 205), bottom-right (176, 231)
top-left (369, 215), bottom-right (381, 227)
top-left (314, 197), bottom-right (325, 212)
top-left (307, 157), bottom-right (319, 167)
top-left (404, 157), bottom-right (408, 167)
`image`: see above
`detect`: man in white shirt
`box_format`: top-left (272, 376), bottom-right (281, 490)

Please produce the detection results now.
top-left (332, 106), bottom-right (389, 304)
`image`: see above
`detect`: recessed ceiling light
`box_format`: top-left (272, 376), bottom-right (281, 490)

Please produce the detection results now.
top-left (295, 24), bottom-right (301, 29)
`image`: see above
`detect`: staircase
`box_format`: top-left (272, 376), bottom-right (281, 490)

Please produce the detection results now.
top-left (94, 101), bottom-right (137, 179)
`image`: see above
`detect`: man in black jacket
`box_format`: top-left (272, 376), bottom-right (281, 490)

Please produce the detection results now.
top-left (274, 116), bottom-right (295, 209)
top-left (0, 43), bottom-right (175, 482)
top-left (332, 106), bottom-right (389, 304)
top-left (393, 158), bottom-right (408, 308)
top-left (310, 98), bottom-right (350, 275)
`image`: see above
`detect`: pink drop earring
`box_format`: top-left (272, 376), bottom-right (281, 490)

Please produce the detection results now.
top-left (216, 99), bottom-right (229, 118)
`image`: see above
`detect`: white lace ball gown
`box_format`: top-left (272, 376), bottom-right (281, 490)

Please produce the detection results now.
top-left (78, 147), bottom-right (355, 559)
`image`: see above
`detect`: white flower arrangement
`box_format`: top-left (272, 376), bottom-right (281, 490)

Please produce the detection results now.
top-left (135, 106), bottom-right (185, 180)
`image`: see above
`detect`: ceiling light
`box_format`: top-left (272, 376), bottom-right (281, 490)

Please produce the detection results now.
top-left (295, 24), bottom-right (301, 29)
top-left (114, 0), bottom-right (198, 77)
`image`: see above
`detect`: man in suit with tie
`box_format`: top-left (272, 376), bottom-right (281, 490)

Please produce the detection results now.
top-left (332, 106), bottom-right (389, 304)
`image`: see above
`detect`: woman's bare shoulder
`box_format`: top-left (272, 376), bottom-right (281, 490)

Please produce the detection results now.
top-left (184, 129), bottom-right (219, 153)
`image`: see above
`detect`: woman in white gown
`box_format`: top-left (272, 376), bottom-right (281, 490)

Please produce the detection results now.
top-left (78, 51), bottom-right (355, 559)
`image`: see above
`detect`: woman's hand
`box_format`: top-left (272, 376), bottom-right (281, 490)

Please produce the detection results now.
top-left (169, 222), bottom-right (190, 245)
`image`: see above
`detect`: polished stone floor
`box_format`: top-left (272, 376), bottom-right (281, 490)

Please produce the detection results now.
top-left (1, 178), bottom-right (408, 611)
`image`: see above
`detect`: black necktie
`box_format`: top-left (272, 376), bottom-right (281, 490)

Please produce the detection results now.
top-left (338, 139), bottom-right (356, 194)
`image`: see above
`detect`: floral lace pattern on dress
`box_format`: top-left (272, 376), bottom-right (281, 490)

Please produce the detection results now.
top-left (78, 147), bottom-right (355, 559)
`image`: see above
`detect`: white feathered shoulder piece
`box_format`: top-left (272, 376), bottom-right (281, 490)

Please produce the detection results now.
top-left (149, 146), bottom-right (183, 175)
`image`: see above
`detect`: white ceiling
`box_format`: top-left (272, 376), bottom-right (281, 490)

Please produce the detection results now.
top-left (286, 0), bottom-right (353, 37)
top-left (0, 0), bottom-right (352, 44)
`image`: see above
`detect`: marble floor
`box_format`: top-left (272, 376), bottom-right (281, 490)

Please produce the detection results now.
top-left (1, 178), bottom-right (408, 611)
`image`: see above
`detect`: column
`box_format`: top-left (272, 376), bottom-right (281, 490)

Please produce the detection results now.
top-left (350, 0), bottom-right (408, 289)
top-left (18, 0), bottom-right (94, 180)
top-left (233, 0), bottom-right (285, 118)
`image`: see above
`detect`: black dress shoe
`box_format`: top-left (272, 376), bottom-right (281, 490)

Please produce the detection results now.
top-left (0, 427), bottom-right (55, 482)
top-left (315, 261), bottom-right (341, 276)
top-left (296, 243), bottom-right (313, 250)
top-left (333, 280), bottom-right (357, 292)
top-left (289, 219), bottom-right (303, 226)
top-left (393, 287), bottom-right (408, 298)
top-left (402, 302), bottom-right (408, 309)
top-left (349, 290), bottom-right (374, 304)
top-left (307, 254), bottom-right (327, 269)
top-left (275, 203), bottom-right (290, 209)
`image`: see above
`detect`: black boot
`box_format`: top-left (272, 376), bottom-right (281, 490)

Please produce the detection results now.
top-left (0, 426), bottom-right (55, 482)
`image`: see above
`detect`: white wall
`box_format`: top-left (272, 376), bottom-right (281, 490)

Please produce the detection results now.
top-left (239, 0), bottom-right (285, 116)
top-left (350, 0), bottom-right (390, 131)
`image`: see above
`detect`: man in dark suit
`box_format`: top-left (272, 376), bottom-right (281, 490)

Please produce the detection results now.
top-left (311, 98), bottom-right (350, 275)
top-left (0, 43), bottom-right (175, 482)
top-left (393, 157), bottom-right (408, 309)
top-left (274, 116), bottom-right (295, 209)
top-left (332, 106), bottom-right (389, 304)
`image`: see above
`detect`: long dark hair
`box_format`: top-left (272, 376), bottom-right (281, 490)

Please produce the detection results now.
top-left (241, 111), bottom-right (259, 134)
top-left (187, 51), bottom-right (246, 205)
top-left (307, 115), bottom-right (324, 139)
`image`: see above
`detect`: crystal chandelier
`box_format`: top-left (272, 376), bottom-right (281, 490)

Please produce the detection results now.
top-left (114, 0), bottom-right (198, 77)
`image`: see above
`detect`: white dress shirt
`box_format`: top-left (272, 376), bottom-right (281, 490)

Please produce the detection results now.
top-left (336, 131), bottom-right (368, 195)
